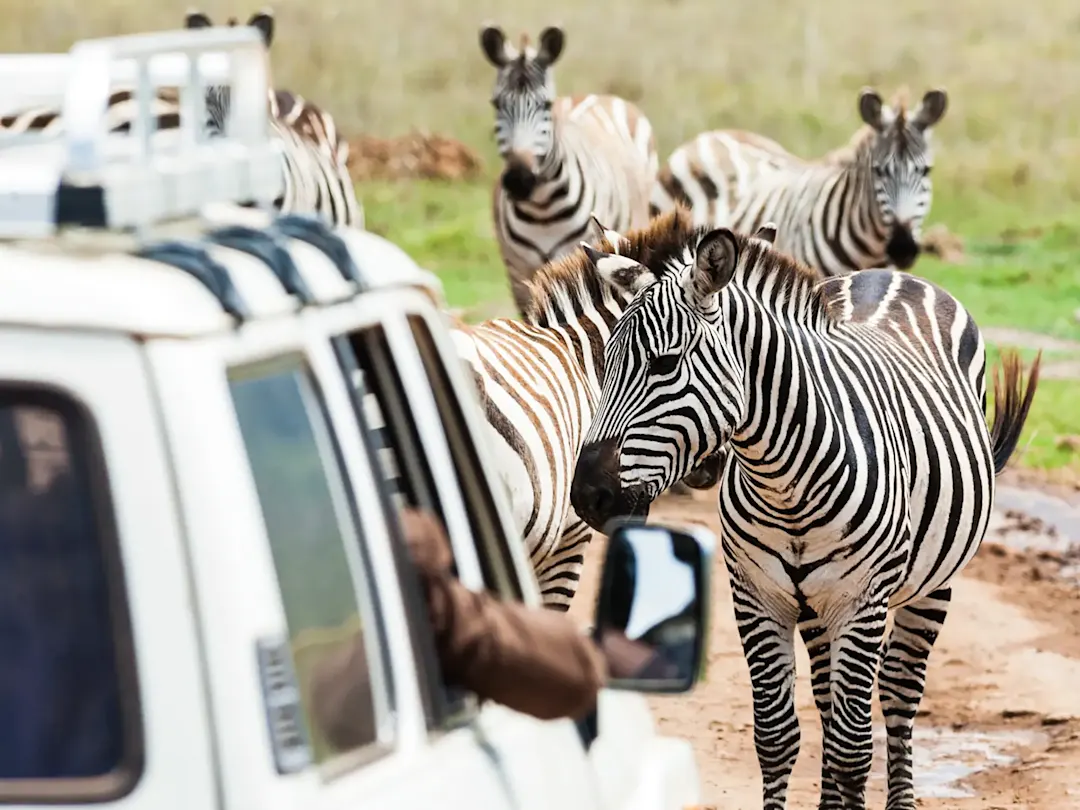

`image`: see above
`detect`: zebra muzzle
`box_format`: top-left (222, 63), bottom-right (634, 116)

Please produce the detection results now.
top-left (570, 438), bottom-right (651, 533)
top-left (886, 224), bottom-right (921, 270)
top-left (501, 159), bottom-right (538, 199)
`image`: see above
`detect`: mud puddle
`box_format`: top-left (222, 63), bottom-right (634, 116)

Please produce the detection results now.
top-left (867, 724), bottom-right (1048, 799)
top-left (988, 485), bottom-right (1080, 584)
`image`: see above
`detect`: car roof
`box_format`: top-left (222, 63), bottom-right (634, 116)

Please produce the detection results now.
top-left (0, 204), bottom-right (444, 339)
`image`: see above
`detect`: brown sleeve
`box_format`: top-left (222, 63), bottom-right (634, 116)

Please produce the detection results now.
top-left (425, 573), bottom-right (605, 721)
top-left (401, 509), bottom-right (606, 721)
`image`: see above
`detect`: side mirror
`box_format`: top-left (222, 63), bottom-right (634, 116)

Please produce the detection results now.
top-left (592, 520), bottom-right (715, 693)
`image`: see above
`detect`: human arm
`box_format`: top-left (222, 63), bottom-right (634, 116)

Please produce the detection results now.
top-left (400, 509), bottom-right (606, 721)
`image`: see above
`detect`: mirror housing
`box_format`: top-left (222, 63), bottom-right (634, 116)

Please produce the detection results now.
top-left (592, 519), bottom-right (715, 694)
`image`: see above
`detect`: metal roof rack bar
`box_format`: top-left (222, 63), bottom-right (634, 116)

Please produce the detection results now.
top-left (204, 224), bottom-right (315, 304)
top-left (0, 28), bottom-right (284, 239)
top-left (272, 215), bottom-right (364, 287)
top-left (134, 240), bottom-right (251, 321)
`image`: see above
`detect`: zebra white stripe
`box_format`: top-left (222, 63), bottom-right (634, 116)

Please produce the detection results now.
top-left (568, 215), bottom-right (1040, 809)
top-left (651, 88), bottom-right (947, 275)
top-left (480, 24), bottom-right (658, 316)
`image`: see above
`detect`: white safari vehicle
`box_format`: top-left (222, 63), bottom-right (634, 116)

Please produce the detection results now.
top-left (0, 26), bottom-right (716, 810)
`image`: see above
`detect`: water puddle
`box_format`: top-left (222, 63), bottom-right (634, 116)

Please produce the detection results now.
top-left (869, 724), bottom-right (1047, 798)
top-left (988, 485), bottom-right (1080, 584)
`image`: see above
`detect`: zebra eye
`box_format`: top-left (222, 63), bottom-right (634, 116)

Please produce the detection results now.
top-left (649, 353), bottom-right (680, 377)
top-left (872, 166), bottom-right (886, 178)
top-left (921, 166), bottom-right (932, 177)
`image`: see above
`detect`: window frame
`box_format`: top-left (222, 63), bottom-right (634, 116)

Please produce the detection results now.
top-left (331, 331), bottom-right (478, 733)
top-left (226, 354), bottom-right (398, 774)
top-left (404, 312), bottom-right (524, 602)
top-left (0, 383), bottom-right (144, 805)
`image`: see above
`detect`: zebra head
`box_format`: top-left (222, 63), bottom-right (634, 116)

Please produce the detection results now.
top-left (858, 87), bottom-right (948, 270)
top-left (479, 24), bottom-right (563, 200)
top-left (184, 8), bottom-right (275, 135)
top-left (569, 223), bottom-right (779, 532)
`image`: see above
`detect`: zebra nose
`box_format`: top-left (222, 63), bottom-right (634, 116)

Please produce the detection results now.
top-left (886, 224), bottom-right (920, 270)
top-left (570, 438), bottom-right (624, 531)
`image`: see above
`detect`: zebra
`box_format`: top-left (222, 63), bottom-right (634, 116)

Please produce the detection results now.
top-left (650, 87), bottom-right (948, 275)
top-left (183, 9), bottom-right (363, 228)
top-left (479, 23), bottom-right (658, 317)
top-left (436, 212), bottom-right (721, 609)
top-left (567, 215), bottom-right (1041, 808)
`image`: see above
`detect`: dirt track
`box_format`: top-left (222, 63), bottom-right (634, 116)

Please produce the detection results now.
top-left (572, 472), bottom-right (1080, 808)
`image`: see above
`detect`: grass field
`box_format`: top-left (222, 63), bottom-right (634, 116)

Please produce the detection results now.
top-left (7, 0), bottom-right (1079, 476)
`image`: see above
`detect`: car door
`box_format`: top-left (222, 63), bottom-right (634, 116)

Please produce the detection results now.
top-left (331, 293), bottom-right (603, 810)
top-left (222, 349), bottom-right (521, 810)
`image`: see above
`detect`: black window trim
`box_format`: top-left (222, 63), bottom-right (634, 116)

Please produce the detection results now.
top-left (332, 332), bottom-right (479, 734)
top-left (0, 383), bottom-right (144, 805)
top-left (225, 354), bottom-right (399, 769)
top-left (405, 312), bottom-right (524, 602)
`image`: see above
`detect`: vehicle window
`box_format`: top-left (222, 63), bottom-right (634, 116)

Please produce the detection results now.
top-left (334, 328), bottom-right (474, 731)
top-left (229, 362), bottom-right (392, 764)
top-left (406, 314), bottom-right (523, 601)
top-left (0, 390), bottom-right (141, 799)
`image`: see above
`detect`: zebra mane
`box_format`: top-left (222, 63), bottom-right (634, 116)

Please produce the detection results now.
top-left (727, 232), bottom-right (832, 323)
top-left (524, 208), bottom-right (699, 326)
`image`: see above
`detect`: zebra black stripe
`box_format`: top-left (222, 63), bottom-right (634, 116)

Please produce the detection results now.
top-left (570, 218), bottom-right (1040, 809)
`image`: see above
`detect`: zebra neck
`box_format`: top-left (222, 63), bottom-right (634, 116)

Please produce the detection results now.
top-left (838, 146), bottom-right (890, 262)
top-left (528, 290), bottom-right (626, 388)
top-left (723, 306), bottom-right (851, 509)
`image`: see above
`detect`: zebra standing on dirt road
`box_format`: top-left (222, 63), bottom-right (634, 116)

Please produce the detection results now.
top-left (446, 213), bottom-right (721, 609)
top-left (567, 216), bottom-right (1040, 809)
top-left (184, 9), bottom-right (364, 229)
top-left (650, 87), bottom-right (947, 275)
top-left (479, 23), bottom-right (658, 316)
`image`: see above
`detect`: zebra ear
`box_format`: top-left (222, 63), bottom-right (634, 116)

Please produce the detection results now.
top-left (580, 242), bottom-right (656, 294)
top-left (536, 26), bottom-right (565, 68)
top-left (184, 9), bottom-right (213, 28)
top-left (480, 24), bottom-right (512, 67)
top-left (912, 89), bottom-right (948, 132)
top-left (753, 222), bottom-right (777, 245)
top-left (858, 88), bottom-right (887, 132)
top-left (247, 10), bottom-right (275, 47)
top-left (588, 213), bottom-right (626, 251)
top-left (689, 229), bottom-right (739, 304)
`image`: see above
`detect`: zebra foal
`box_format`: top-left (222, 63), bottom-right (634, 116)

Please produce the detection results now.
top-left (479, 23), bottom-right (658, 316)
top-left (651, 87), bottom-right (947, 275)
top-left (567, 215), bottom-right (1040, 808)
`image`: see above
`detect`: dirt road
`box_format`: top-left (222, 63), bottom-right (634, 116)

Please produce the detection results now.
top-left (572, 473), bottom-right (1080, 808)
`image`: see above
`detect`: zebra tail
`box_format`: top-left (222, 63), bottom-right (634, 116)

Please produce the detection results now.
top-left (987, 348), bottom-right (1042, 475)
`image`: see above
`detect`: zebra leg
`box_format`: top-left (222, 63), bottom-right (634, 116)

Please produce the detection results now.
top-left (730, 570), bottom-right (801, 809)
top-left (822, 600), bottom-right (890, 808)
top-left (878, 587), bottom-right (951, 810)
top-left (797, 617), bottom-right (843, 809)
top-left (534, 519), bottom-right (594, 611)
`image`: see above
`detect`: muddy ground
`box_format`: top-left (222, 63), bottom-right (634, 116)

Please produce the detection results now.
top-left (571, 470), bottom-right (1080, 808)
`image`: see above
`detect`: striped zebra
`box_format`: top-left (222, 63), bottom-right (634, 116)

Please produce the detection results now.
top-left (479, 24), bottom-right (658, 316)
top-left (567, 214), bottom-right (1041, 808)
top-left (183, 9), bottom-right (363, 228)
top-left (650, 87), bottom-right (948, 275)
top-left (431, 215), bottom-right (721, 609)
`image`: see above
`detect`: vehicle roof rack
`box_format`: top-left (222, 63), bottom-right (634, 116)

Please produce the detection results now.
top-left (0, 28), bottom-right (283, 240)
